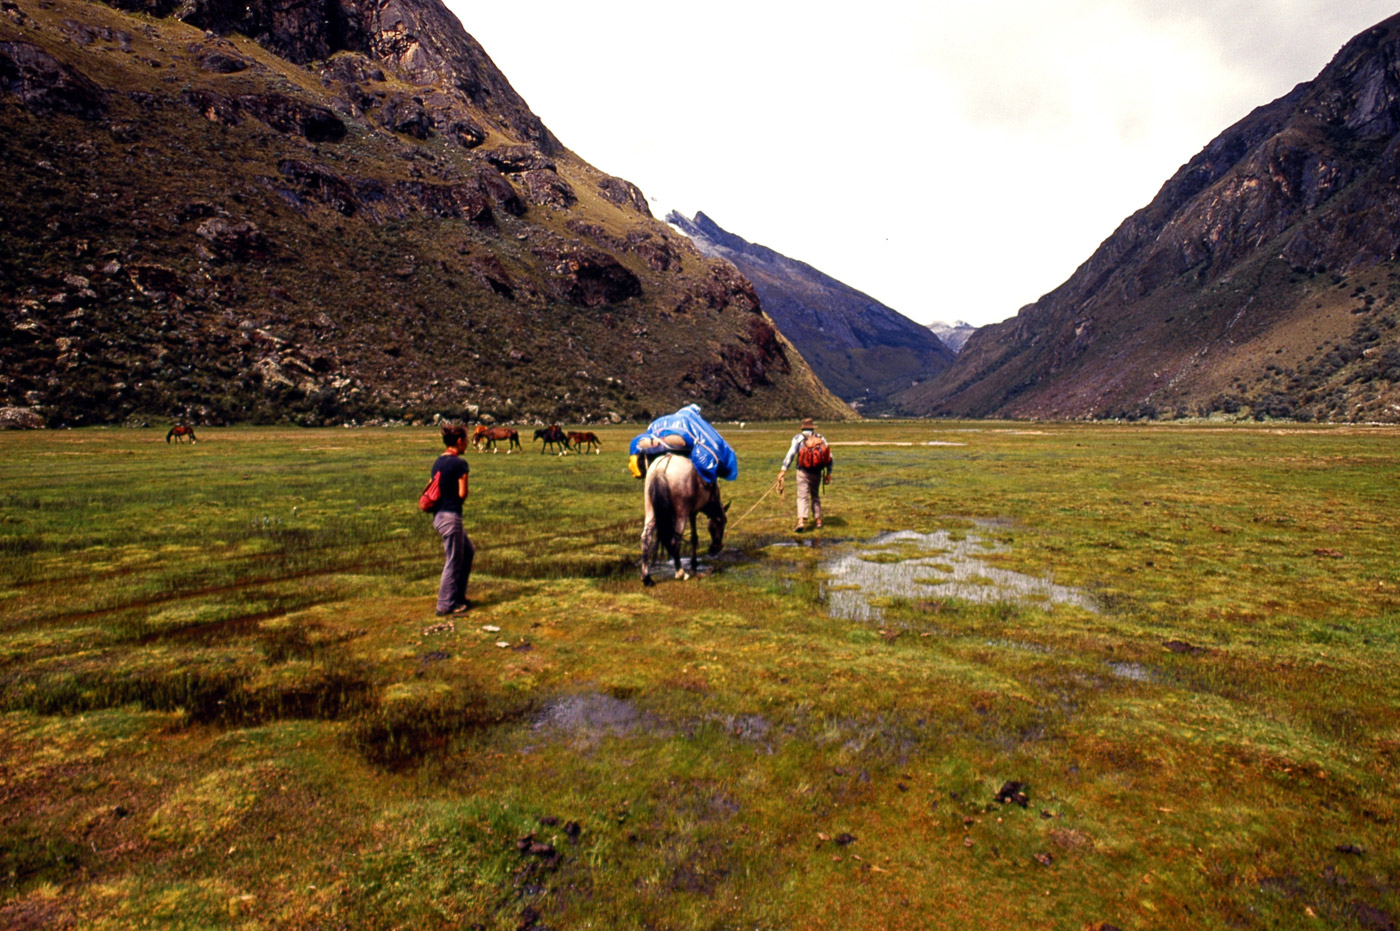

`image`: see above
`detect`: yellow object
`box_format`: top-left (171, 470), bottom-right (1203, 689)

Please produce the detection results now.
top-left (628, 454), bottom-right (643, 479)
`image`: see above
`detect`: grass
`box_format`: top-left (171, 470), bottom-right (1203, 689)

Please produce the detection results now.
top-left (1, 421), bottom-right (1398, 929)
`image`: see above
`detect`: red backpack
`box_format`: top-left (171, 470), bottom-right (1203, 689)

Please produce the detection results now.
top-left (418, 471), bottom-right (442, 512)
top-left (796, 433), bottom-right (831, 469)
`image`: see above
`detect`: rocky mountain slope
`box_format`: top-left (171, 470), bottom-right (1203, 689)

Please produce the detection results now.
top-left (901, 13), bottom-right (1400, 422)
top-left (667, 212), bottom-right (953, 414)
top-left (0, 0), bottom-right (850, 426)
top-left (926, 321), bottom-right (978, 353)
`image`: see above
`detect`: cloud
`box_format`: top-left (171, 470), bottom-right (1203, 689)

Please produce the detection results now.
top-left (446, 0), bottom-right (1400, 326)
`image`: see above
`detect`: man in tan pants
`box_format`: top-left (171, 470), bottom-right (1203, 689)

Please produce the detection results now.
top-left (777, 417), bottom-right (833, 532)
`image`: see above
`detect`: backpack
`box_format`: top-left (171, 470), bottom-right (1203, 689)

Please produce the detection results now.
top-left (796, 433), bottom-right (831, 470)
top-left (418, 471), bottom-right (442, 512)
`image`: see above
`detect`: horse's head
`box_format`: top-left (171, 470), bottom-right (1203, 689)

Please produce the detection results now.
top-left (706, 501), bottom-right (730, 556)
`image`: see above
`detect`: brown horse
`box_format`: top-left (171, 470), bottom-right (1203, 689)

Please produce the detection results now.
top-left (567, 431), bottom-right (602, 455)
top-left (166, 425), bottom-right (198, 444)
top-left (640, 453), bottom-right (727, 586)
top-left (533, 424), bottom-right (570, 455)
top-left (473, 424), bottom-right (521, 453)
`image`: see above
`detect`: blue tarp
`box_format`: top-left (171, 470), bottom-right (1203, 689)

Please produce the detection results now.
top-left (628, 404), bottom-right (738, 484)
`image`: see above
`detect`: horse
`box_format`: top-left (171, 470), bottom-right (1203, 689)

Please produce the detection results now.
top-left (640, 453), bottom-right (728, 586)
top-left (533, 424), bottom-right (570, 455)
top-left (473, 425), bottom-right (521, 453)
top-left (568, 431), bottom-right (602, 455)
top-left (166, 425), bottom-right (198, 444)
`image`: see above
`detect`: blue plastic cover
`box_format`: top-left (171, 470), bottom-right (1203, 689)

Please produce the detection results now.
top-left (628, 404), bottom-right (739, 484)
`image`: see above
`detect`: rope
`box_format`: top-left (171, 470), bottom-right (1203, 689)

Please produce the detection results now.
top-left (726, 476), bottom-right (783, 531)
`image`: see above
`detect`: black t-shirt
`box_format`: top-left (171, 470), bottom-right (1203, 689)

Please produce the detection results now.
top-left (430, 453), bottom-right (469, 514)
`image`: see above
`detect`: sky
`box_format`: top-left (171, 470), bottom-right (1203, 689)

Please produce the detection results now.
top-left (442, 1), bottom-right (1399, 327)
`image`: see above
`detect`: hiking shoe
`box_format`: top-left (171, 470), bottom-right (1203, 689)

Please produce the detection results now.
top-left (815, 519), bottom-right (823, 529)
top-left (794, 522), bottom-right (806, 533)
top-left (436, 602), bottom-right (472, 617)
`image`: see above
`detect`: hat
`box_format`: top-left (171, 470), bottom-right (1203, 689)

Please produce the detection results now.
top-left (800, 418), bottom-right (815, 430)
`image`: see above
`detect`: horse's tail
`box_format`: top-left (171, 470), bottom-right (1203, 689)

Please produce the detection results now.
top-left (166, 428), bottom-right (174, 442)
top-left (647, 467), bottom-right (676, 547)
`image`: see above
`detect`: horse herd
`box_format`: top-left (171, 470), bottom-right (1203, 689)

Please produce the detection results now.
top-left (472, 424), bottom-right (601, 455)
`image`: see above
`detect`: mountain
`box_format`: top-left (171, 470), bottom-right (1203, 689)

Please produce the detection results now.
top-left (666, 211), bottom-right (953, 414)
top-left (0, 0), bottom-right (851, 426)
top-left (926, 321), bottom-right (978, 353)
top-left (901, 13), bottom-right (1400, 422)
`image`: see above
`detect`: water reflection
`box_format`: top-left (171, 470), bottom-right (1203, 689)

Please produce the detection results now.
top-left (822, 529), bottom-right (1096, 621)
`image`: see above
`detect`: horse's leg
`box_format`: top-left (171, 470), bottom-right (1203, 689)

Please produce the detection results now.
top-left (689, 512), bottom-right (700, 576)
top-left (640, 515), bottom-right (658, 586)
top-left (672, 512), bottom-right (689, 580)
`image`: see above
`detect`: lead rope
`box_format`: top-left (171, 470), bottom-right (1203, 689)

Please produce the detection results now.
top-left (725, 475), bottom-right (783, 532)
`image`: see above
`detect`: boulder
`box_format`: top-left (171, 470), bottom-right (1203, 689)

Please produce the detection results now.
top-left (237, 93), bottom-right (346, 142)
top-left (196, 218), bottom-right (270, 260)
top-left (0, 406), bottom-right (44, 429)
top-left (519, 169), bottom-right (576, 209)
top-left (0, 41), bottom-right (106, 119)
top-left (378, 93), bottom-right (432, 138)
top-left (485, 145), bottom-right (555, 173)
top-left (597, 176), bottom-right (651, 216)
top-left (319, 52), bottom-right (385, 85)
top-left (198, 51), bottom-right (249, 73)
top-left (531, 243), bottom-right (642, 307)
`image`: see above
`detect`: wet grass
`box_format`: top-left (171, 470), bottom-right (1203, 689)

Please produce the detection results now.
top-left (1, 422), bottom-right (1398, 929)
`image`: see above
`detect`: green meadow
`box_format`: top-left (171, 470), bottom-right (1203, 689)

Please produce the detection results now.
top-left (1, 422), bottom-right (1397, 930)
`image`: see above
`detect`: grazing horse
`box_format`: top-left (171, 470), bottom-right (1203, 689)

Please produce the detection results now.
top-left (640, 453), bottom-right (728, 586)
top-left (473, 424), bottom-right (521, 453)
top-left (568, 431), bottom-right (602, 455)
top-left (166, 425), bottom-right (198, 444)
top-left (533, 424), bottom-right (570, 455)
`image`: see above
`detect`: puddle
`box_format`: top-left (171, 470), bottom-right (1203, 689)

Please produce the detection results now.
top-left (1106, 661), bottom-right (1155, 683)
top-left (535, 692), bottom-right (649, 737)
top-left (821, 529), bottom-right (1096, 621)
top-left (985, 638), bottom-right (1055, 655)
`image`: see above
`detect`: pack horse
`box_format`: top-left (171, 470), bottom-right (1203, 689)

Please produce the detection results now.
top-left (166, 425), bottom-right (198, 444)
top-left (639, 453), bottom-right (728, 585)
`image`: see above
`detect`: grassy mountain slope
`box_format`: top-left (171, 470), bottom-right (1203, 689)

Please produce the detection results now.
top-left (0, 0), bottom-right (851, 425)
top-left (900, 13), bottom-right (1400, 423)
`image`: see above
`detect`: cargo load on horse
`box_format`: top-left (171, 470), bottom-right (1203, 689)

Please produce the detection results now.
top-left (627, 404), bottom-right (738, 485)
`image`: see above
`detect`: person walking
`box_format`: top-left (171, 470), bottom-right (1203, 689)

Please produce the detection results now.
top-left (429, 424), bottom-right (474, 615)
top-left (777, 417), bottom-right (832, 532)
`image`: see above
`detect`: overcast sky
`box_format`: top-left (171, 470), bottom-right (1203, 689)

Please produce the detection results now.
top-left (443, 1), bottom-right (1398, 327)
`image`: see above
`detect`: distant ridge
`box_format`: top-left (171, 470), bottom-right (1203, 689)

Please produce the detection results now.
top-left (667, 211), bottom-right (953, 413)
top-left (902, 12), bottom-right (1400, 422)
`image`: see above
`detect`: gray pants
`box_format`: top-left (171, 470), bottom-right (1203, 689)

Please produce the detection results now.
top-left (796, 468), bottom-right (823, 522)
top-left (433, 510), bottom-right (475, 612)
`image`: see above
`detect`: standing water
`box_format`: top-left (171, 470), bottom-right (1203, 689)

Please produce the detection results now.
top-left (821, 528), bottom-right (1096, 621)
